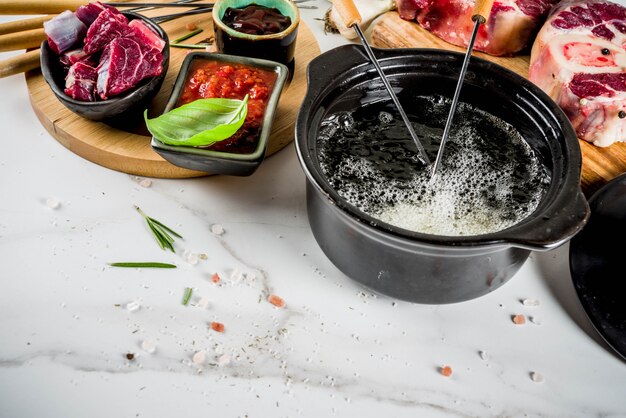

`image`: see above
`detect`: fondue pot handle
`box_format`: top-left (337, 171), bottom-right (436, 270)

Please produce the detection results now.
top-left (505, 187), bottom-right (590, 251)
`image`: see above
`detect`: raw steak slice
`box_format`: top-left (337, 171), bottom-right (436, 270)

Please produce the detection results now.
top-left (529, 0), bottom-right (626, 147)
top-left (129, 19), bottom-right (166, 51)
top-left (83, 8), bottom-right (132, 55)
top-left (75, 1), bottom-right (117, 26)
top-left (96, 37), bottom-right (163, 100)
top-left (395, 0), bottom-right (560, 56)
top-left (43, 10), bottom-right (87, 55)
top-left (64, 61), bottom-right (97, 101)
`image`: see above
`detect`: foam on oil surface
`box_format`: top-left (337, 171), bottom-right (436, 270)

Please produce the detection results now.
top-left (317, 95), bottom-right (551, 236)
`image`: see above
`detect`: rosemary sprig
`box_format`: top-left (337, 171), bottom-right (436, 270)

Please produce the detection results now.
top-left (182, 287), bottom-right (193, 305)
top-left (109, 262), bottom-right (177, 268)
top-left (173, 28), bottom-right (203, 44)
top-left (135, 206), bottom-right (183, 252)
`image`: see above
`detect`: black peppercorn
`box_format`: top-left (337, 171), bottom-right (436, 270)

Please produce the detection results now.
top-left (126, 353), bottom-right (135, 360)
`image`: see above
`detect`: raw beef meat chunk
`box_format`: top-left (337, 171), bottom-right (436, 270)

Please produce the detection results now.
top-left (395, 0), bottom-right (560, 56)
top-left (84, 8), bottom-right (133, 54)
top-left (75, 1), bottom-right (117, 26)
top-left (529, 0), bottom-right (626, 147)
top-left (64, 61), bottom-right (98, 101)
top-left (96, 37), bottom-right (163, 100)
top-left (129, 19), bottom-right (166, 51)
top-left (43, 10), bottom-right (87, 55)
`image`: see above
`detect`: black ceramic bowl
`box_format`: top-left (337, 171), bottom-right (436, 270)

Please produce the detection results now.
top-left (150, 52), bottom-right (288, 176)
top-left (212, 0), bottom-right (300, 65)
top-left (40, 12), bottom-right (169, 122)
top-left (295, 45), bottom-right (590, 304)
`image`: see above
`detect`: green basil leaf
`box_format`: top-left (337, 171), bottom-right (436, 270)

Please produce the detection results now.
top-left (145, 95), bottom-right (248, 147)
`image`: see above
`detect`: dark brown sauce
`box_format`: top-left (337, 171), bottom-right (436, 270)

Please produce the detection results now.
top-left (222, 4), bottom-right (291, 35)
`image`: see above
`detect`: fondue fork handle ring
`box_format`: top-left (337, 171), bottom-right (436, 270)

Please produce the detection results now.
top-left (334, 0), bottom-right (431, 165)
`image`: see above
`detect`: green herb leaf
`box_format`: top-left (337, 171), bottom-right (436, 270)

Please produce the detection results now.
top-left (109, 262), bottom-right (177, 268)
top-left (135, 206), bottom-right (183, 252)
top-left (170, 43), bottom-right (209, 49)
top-left (145, 96), bottom-right (248, 147)
top-left (182, 287), bottom-right (193, 305)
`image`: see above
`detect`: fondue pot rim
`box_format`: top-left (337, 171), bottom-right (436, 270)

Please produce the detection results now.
top-left (296, 45), bottom-right (590, 252)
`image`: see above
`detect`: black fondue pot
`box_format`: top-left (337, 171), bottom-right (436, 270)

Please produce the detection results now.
top-left (295, 45), bottom-right (590, 304)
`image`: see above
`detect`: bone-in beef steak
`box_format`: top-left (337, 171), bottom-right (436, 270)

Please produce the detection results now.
top-left (529, 0), bottom-right (626, 147)
top-left (395, 0), bottom-right (560, 56)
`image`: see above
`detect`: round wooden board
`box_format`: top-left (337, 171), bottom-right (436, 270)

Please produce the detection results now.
top-left (370, 11), bottom-right (626, 197)
top-left (26, 13), bottom-right (320, 178)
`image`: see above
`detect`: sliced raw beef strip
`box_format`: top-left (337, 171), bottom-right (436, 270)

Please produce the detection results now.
top-left (64, 61), bottom-right (98, 101)
top-left (129, 19), bottom-right (166, 51)
top-left (96, 37), bottom-right (163, 100)
top-left (43, 10), bottom-right (87, 55)
top-left (529, 0), bottom-right (626, 147)
top-left (75, 1), bottom-right (118, 26)
top-left (395, 0), bottom-right (560, 56)
top-left (83, 8), bottom-right (132, 55)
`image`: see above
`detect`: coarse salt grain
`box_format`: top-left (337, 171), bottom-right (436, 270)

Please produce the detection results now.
top-left (440, 365), bottom-right (453, 377)
top-left (530, 371), bottom-right (544, 383)
top-left (479, 350), bottom-right (488, 361)
top-left (230, 269), bottom-right (244, 283)
top-left (139, 178), bottom-right (152, 188)
top-left (211, 224), bottom-right (225, 235)
top-left (192, 350), bottom-right (206, 364)
top-left (126, 301), bottom-right (141, 312)
top-left (268, 294), bottom-right (285, 308)
top-left (45, 197), bottom-right (61, 209)
top-left (512, 314), bottom-right (526, 325)
top-left (183, 250), bottom-right (199, 265)
top-left (522, 298), bottom-right (540, 306)
top-left (217, 354), bottom-right (231, 366)
top-left (196, 297), bottom-right (210, 309)
top-left (141, 340), bottom-right (156, 354)
top-left (210, 322), bottom-right (225, 332)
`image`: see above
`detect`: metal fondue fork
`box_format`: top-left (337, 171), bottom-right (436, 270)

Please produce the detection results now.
top-left (333, 0), bottom-right (431, 166)
top-left (430, 0), bottom-right (495, 181)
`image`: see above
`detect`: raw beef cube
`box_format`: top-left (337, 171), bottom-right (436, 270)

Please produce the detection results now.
top-left (75, 1), bottom-right (118, 26)
top-left (64, 61), bottom-right (97, 101)
top-left (129, 19), bottom-right (166, 51)
top-left (529, 0), bottom-right (626, 147)
top-left (96, 37), bottom-right (163, 100)
top-left (43, 10), bottom-right (87, 54)
top-left (59, 47), bottom-right (90, 68)
top-left (395, 0), bottom-right (560, 56)
top-left (84, 8), bottom-right (132, 55)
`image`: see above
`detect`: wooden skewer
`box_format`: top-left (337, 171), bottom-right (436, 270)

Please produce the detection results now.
top-left (0, 15), bottom-right (55, 35)
top-left (0, 28), bottom-right (46, 52)
top-left (0, 49), bottom-right (41, 78)
top-left (0, 0), bottom-right (123, 14)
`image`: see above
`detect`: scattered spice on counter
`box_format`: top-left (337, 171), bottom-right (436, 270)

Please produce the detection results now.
top-left (192, 350), bottom-right (206, 364)
top-left (126, 300), bottom-right (141, 312)
top-left (186, 22), bottom-right (197, 31)
top-left (141, 340), bottom-right (156, 354)
top-left (479, 350), bottom-right (488, 361)
top-left (126, 353), bottom-right (135, 360)
top-left (512, 314), bottom-right (526, 325)
top-left (268, 294), bottom-right (285, 308)
top-left (439, 365), bottom-right (453, 377)
top-left (529, 316), bottom-right (541, 325)
top-left (522, 298), bottom-right (540, 306)
top-left (211, 273), bottom-right (221, 283)
top-left (211, 321), bottom-right (225, 332)
top-left (530, 371), bottom-right (544, 383)
top-left (211, 224), bottom-right (225, 235)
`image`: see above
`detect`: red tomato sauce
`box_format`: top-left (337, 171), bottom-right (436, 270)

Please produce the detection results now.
top-left (176, 60), bottom-right (278, 154)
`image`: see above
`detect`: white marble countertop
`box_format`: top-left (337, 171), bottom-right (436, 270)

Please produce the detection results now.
top-left (1, 3), bottom-right (625, 417)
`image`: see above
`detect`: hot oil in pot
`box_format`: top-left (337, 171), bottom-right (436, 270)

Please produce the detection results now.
top-left (317, 95), bottom-right (551, 236)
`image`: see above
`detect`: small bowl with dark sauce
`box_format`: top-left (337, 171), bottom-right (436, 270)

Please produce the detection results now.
top-left (212, 0), bottom-right (300, 65)
top-left (150, 52), bottom-right (288, 176)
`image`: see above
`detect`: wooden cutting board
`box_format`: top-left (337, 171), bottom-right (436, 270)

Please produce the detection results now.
top-left (370, 11), bottom-right (626, 197)
top-left (25, 12), bottom-right (320, 178)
